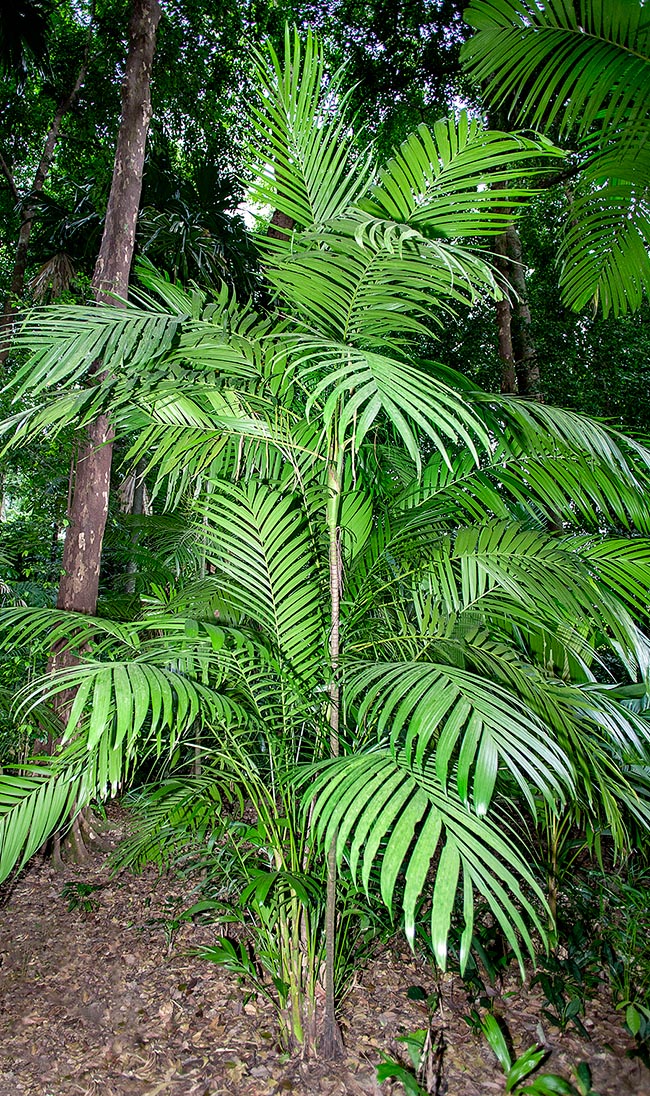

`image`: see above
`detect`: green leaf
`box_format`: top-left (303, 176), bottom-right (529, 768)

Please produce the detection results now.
top-left (506, 1045), bottom-right (547, 1090)
top-left (247, 26), bottom-right (372, 230)
top-left (463, 1), bottom-right (650, 141)
top-left (363, 112), bottom-right (564, 234)
top-left (303, 749), bottom-right (548, 972)
top-left (429, 840), bottom-right (460, 970)
top-left (626, 1004), bottom-right (641, 1037)
top-left (481, 1013), bottom-right (511, 1073)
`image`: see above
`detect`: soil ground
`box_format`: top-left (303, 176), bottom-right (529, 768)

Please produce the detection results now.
top-left (0, 808), bottom-right (648, 1096)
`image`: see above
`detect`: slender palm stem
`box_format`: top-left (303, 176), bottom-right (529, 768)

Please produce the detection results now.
top-left (322, 436), bottom-right (345, 1057)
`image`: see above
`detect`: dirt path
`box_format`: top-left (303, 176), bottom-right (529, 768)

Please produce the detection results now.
top-left (0, 820), bottom-right (648, 1095)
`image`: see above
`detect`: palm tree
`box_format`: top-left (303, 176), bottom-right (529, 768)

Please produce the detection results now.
top-left (462, 0), bottom-right (650, 317)
top-left (1, 26), bottom-right (650, 1056)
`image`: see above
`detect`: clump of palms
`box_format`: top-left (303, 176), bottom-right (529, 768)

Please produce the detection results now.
top-left (0, 27), bottom-right (649, 1056)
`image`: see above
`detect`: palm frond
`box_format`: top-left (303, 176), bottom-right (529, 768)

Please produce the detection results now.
top-left (558, 688), bottom-right (650, 847)
top-left (0, 757), bottom-right (88, 883)
top-left (268, 230), bottom-right (503, 351)
top-left (345, 658), bottom-right (573, 815)
top-left (392, 434), bottom-right (650, 534)
top-left (290, 340), bottom-right (492, 473)
top-left (0, 607), bottom-right (251, 756)
top-left (0, 733), bottom-right (130, 883)
top-left (421, 522), bottom-right (650, 675)
top-left (462, 0), bottom-right (650, 140)
top-left (12, 304), bottom-right (180, 397)
top-left (494, 396), bottom-right (650, 477)
top-left (303, 748), bottom-right (547, 972)
top-left (559, 182), bottom-right (650, 317)
top-left (462, 1), bottom-right (650, 317)
top-left (562, 536), bottom-right (650, 619)
top-left (360, 112), bottom-right (564, 234)
top-left (195, 482), bottom-right (325, 680)
top-left (111, 772), bottom-right (241, 873)
top-left (247, 26), bottom-right (373, 231)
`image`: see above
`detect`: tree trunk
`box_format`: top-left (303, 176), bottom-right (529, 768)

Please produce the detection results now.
top-left (91, 0), bottom-right (160, 306)
top-left (493, 231), bottom-right (517, 394)
top-left (56, 0), bottom-right (160, 623)
top-left (267, 209), bottom-right (295, 242)
top-left (492, 221), bottom-right (542, 398)
top-left (490, 170), bottom-right (518, 395)
top-left (488, 115), bottom-right (541, 399)
top-left (505, 222), bottom-right (541, 399)
top-left (49, 0), bottom-right (160, 860)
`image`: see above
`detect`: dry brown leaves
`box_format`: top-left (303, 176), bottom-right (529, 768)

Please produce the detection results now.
top-left (0, 807), bottom-right (648, 1096)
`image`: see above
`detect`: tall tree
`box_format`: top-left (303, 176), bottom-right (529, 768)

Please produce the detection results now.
top-left (56, 0), bottom-right (161, 622)
top-left (48, 0), bottom-right (160, 862)
top-left (0, 0), bottom-right (260, 327)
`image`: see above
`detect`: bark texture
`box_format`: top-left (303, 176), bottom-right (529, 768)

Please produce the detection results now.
top-left (49, 0), bottom-right (160, 862)
top-left (493, 221), bottom-right (541, 399)
top-left (506, 222), bottom-right (541, 398)
top-left (488, 115), bottom-right (542, 400)
top-left (267, 209), bottom-right (295, 242)
top-left (91, 0), bottom-right (160, 307)
top-left (493, 231), bottom-right (517, 394)
top-left (56, 0), bottom-right (161, 621)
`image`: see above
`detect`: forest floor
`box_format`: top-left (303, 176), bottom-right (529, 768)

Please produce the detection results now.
top-left (0, 806), bottom-right (648, 1096)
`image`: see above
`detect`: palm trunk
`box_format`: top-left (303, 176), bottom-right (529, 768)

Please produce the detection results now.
top-left (321, 444), bottom-right (345, 1058)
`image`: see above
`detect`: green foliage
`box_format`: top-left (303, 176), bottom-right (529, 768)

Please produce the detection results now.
top-left (479, 1012), bottom-right (600, 1095)
top-left (463, 0), bottom-right (649, 140)
top-left (279, 0), bottom-right (471, 156)
top-left (0, 0), bottom-right (262, 316)
top-left (462, 0), bottom-right (650, 317)
top-left (377, 1010), bottom-right (600, 1096)
top-left (376, 987), bottom-right (444, 1095)
top-left (0, 23), bottom-right (649, 1054)
top-left (60, 879), bottom-right (102, 913)
top-left (0, 0), bottom-right (54, 84)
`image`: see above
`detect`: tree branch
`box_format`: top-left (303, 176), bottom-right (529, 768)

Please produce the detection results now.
top-left (31, 47), bottom-right (90, 200)
top-left (535, 159), bottom-right (585, 192)
top-left (0, 152), bottom-right (19, 204)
